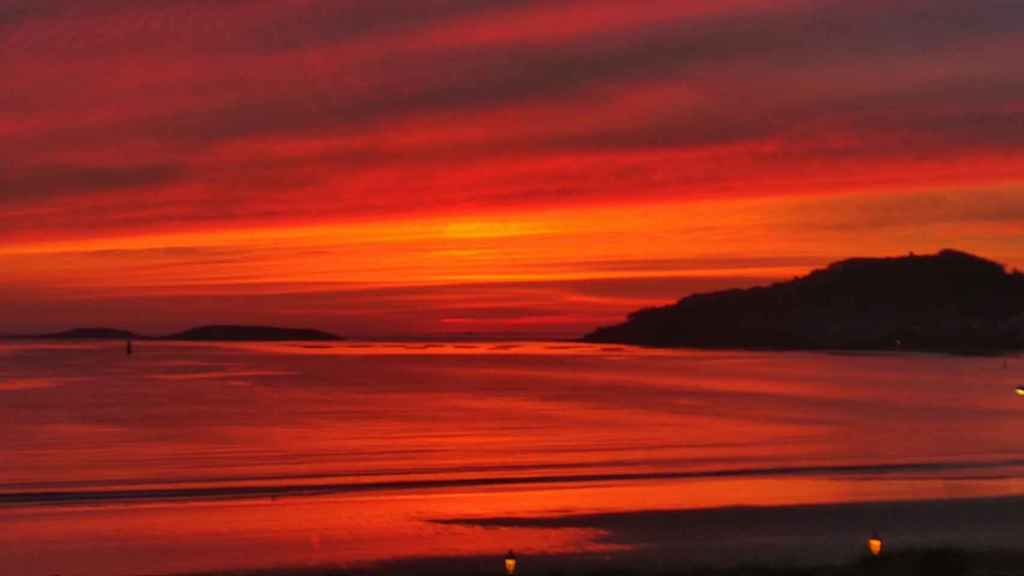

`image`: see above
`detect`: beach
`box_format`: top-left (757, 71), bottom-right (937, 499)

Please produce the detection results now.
top-left (2, 341), bottom-right (1023, 575)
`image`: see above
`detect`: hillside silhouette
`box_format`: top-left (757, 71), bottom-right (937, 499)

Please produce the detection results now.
top-left (21, 325), bottom-right (341, 341)
top-left (163, 325), bottom-right (340, 341)
top-left (585, 250), bottom-right (1024, 352)
top-left (36, 328), bottom-right (138, 340)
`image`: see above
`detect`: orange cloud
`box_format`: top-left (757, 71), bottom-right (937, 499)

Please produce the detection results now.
top-left (2, 1), bottom-right (1023, 335)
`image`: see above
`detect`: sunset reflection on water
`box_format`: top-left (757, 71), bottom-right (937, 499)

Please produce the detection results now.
top-left (1, 341), bottom-right (1022, 575)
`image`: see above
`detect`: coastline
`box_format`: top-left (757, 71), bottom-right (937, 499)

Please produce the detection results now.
top-left (172, 548), bottom-right (1024, 576)
top-left (161, 492), bottom-right (1024, 574)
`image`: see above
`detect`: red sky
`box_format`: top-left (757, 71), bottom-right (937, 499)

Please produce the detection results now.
top-left (2, 0), bottom-right (1023, 338)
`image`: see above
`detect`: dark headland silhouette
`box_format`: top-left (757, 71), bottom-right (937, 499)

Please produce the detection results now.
top-left (25, 325), bottom-right (341, 342)
top-left (164, 325), bottom-right (340, 341)
top-left (35, 327), bottom-right (139, 340)
top-left (585, 249), bottom-right (1024, 353)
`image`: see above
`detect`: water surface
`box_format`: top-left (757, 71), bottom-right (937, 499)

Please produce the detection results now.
top-left (2, 341), bottom-right (1022, 574)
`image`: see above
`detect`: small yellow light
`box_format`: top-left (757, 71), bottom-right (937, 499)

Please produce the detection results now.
top-left (505, 551), bottom-right (517, 575)
top-left (868, 533), bottom-right (882, 557)
top-left (1015, 386), bottom-right (1024, 396)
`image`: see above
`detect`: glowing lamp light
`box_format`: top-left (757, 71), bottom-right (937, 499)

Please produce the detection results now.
top-left (868, 532), bottom-right (883, 557)
top-left (1015, 385), bottom-right (1024, 396)
top-left (504, 550), bottom-right (517, 575)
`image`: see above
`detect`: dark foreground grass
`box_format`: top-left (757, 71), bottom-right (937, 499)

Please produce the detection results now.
top-left (177, 548), bottom-right (1024, 576)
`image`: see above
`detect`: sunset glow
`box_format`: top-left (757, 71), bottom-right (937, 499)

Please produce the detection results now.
top-left (3, 1), bottom-right (1023, 337)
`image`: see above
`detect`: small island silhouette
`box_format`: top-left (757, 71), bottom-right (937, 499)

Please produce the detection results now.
top-left (164, 325), bottom-right (340, 341)
top-left (36, 328), bottom-right (139, 340)
top-left (585, 249), bottom-right (1024, 353)
top-left (27, 325), bottom-right (341, 342)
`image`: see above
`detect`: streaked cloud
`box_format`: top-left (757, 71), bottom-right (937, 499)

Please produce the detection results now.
top-left (2, 0), bottom-right (1022, 335)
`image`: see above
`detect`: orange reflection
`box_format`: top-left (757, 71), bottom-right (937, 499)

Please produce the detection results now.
top-left (2, 343), bottom-right (1024, 575)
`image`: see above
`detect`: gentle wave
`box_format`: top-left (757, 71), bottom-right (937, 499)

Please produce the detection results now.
top-left (5, 458), bottom-right (1023, 506)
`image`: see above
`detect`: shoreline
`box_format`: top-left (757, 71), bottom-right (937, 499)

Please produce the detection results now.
top-left (171, 547), bottom-right (1024, 576)
top-left (6, 458), bottom-right (1024, 507)
top-left (147, 495), bottom-right (1024, 575)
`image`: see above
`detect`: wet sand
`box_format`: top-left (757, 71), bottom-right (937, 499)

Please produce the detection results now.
top-left (173, 495), bottom-right (1024, 575)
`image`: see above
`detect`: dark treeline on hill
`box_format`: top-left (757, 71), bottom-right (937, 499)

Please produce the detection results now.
top-left (36, 328), bottom-right (139, 340)
top-left (164, 325), bottom-right (340, 341)
top-left (23, 325), bottom-right (341, 341)
top-left (585, 250), bottom-right (1024, 353)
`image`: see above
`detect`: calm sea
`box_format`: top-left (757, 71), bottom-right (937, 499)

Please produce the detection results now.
top-left (2, 341), bottom-right (1022, 575)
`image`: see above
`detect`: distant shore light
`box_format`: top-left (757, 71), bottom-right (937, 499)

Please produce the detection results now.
top-left (868, 532), bottom-right (882, 556)
top-left (505, 550), bottom-right (517, 575)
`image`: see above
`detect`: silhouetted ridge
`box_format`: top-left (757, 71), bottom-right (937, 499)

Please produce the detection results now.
top-left (37, 328), bottom-right (137, 340)
top-left (164, 325), bottom-right (340, 341)
top-left (585, 250), bottom-right (1024, 352)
